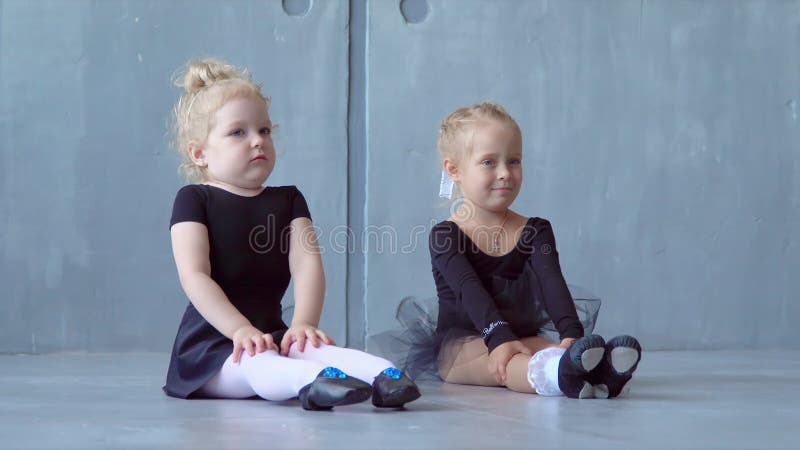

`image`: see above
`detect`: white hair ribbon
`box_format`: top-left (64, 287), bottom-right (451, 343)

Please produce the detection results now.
top-left (439, 169), bottom-right (454, 199)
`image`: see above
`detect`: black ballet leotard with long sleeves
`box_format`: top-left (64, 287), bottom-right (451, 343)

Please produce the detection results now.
top-left (429, 217), bottom-right (583, 353)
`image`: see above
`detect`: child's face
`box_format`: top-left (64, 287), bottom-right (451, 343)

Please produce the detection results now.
top-left (455, 121), bottom-right (523, 213)
top-left (199, 96), bottom-right (276, 189)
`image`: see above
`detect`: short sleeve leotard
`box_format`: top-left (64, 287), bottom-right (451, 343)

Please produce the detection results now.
top-left (163, 184), bottom-right (311, 398)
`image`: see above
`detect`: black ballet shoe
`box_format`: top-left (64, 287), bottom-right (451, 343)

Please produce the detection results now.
top-left (298, 367), bottom-right (373, 411)
top-left (372, 368), bottom-right (421, 408)
top-left (589, 335), bottom-right (642, 399)
top-left (558, 334), bottom-right (606, 399)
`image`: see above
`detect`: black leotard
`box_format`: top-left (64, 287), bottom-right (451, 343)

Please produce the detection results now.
top-left (429, 217), bottom-right (583, 352)
top-left (163, 184), bottom-right (310, 398)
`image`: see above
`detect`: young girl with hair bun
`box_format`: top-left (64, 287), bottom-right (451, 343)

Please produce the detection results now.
top-left (429, 102), bottom-right (642, 398)
top-left (163, 58), bottom-right (420, 410)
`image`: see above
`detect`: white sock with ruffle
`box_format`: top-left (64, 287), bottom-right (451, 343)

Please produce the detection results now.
top-left (527, 347), bottom-right (565, 396)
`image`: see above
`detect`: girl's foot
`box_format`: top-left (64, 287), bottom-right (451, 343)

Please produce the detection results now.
top-left (298, 367), bottom-right (373, 411)
top-left (372, 368), bottom-right (421, 408)
top-left (558, 334), bottom-right (606, 398)
top-left (589, 335), bottom-right (642, 398)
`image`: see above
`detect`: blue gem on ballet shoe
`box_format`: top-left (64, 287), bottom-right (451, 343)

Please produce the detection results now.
top-left (382, 367), bottom-right (402, 380)
top-left (372, 368), bottom-right (420, 408)
top-left (321, 367), bottom-right (347, 379)
top-left (299, 368), bottom-right (373, 410)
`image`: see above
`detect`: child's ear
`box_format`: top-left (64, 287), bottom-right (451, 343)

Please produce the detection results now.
top-left (443, 159), bottom-right (459, 181)
top-left (188, 144), bottom-right (207, 167)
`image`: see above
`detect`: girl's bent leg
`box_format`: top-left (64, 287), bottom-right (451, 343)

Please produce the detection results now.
top-left (505, 353), bottom-right (537, 393)
top-left (288, 342), bottom-right (393, 382)
top-left (198, 355), bottom-right (257, 399)
top-left (437, 336), bottom-right (499, 387)
top-left (520, 335), bottom-right (560, 354)
top-left (199, 350), bottom-right (325, 401)
top-left (437, 335), bottom-right (564, 394)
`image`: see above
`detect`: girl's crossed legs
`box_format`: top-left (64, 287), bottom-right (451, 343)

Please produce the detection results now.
top-left (438, 335), bottom-right (560, 394)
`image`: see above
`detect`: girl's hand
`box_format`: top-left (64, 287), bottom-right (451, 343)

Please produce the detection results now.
top-left (231, 325), bottom-right (279, 364)
top-left (488, 340), bottom-right (531, 385)
top-left (280, 323), bottom-right (335, 355)
top-left (559, 338), bottom-right (577, 349)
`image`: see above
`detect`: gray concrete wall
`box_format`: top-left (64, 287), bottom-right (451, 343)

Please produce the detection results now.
top-left (364, 0), bottom-right (800, 351)
top-left (0, 0), bottom-right (350, 352)
top-left (1, 0), bottom-right (798, 353)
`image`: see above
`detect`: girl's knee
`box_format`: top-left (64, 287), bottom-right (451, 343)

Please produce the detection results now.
top-left (520, 336), bottom-right (559, 354)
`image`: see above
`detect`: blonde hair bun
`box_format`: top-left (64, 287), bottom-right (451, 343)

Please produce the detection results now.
top-left (169, 58), bottom-right (268, 183)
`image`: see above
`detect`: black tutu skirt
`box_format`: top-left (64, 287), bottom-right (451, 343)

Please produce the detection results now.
top-left (371, 271), bottom-right (601, 381)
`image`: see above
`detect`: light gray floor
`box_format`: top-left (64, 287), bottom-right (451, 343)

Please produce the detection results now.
top-left (0, 350), bottom-right (797, 449)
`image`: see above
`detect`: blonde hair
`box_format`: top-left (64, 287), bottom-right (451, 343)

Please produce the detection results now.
top-left (437, 102), bottom-right (521, 199)
top-left (437, 101), bottom-right (520, 164)
top-left (170, 58), bottom-right (271, 182)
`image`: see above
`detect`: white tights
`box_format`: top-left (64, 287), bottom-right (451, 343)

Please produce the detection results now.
top-left (198, 343), bottom-right (394, 401)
